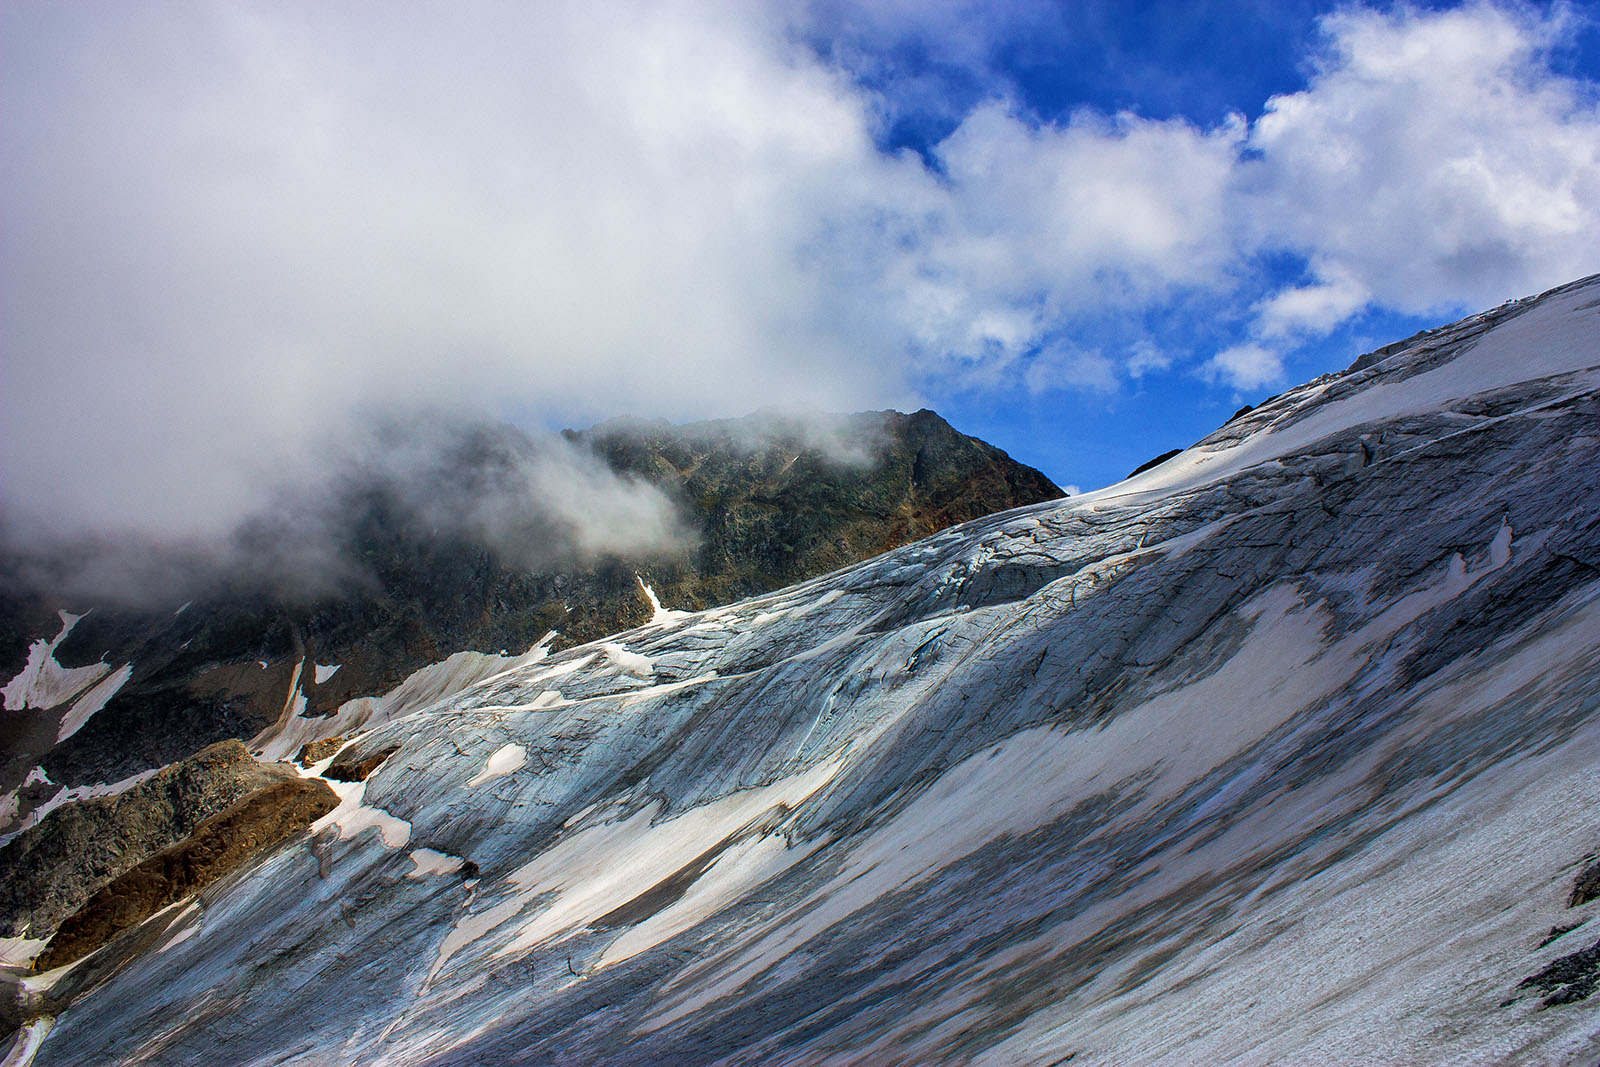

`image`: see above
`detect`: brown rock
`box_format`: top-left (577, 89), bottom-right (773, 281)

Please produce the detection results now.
top-left (296, 736), bottom-right (349, 765)
top-left (0, 740), bottom-right (301, 941)
top-left (1570, 857), bottom-right (1600, 908)
top-left (35, 777), bottom-right (337, 971)
top-left (324, 744), bottom-right (401, 783)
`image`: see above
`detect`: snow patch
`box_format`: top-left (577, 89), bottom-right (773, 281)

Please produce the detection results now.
top-left (314, 663), bottom-right (341, 684)
top-left (427, 758), bottom-right (842, 985)
top-left (0, 935), bottom-right (46, 968)
top-left (311, 780), bottom-right (412, 849)
top-left (406, 848), bottom-right (467, 880)
top-left (154, 902), bottom-right (202, 955)
top-left (56, 663), bottom-right (132, 742)
top-left (637, 575), bottom-right (691, 627)
top-left (601, 642), bottom-right (654, 679)
top-left (2, 612), bottom-right (110, 712)
top-left (465, 745), bottom-right (526, 788)
top-left (2, 1015), bottom-right (54, 1067)
top-left (0, 766), bottom-right (162, 848)
top-left (255, 636), bottom-right (557, 763)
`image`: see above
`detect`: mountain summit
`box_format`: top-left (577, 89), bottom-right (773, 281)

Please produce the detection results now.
top-left (6, 275), bottom-right (1600, 1064)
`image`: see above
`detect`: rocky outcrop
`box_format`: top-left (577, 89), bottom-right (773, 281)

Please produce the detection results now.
top-left (1570, 856), bottom-right (1600, 908)
top-left (1518, 938), bottom-right (1600, 1007)
top-left (296, 737), bottom-right (348, 765)
top-left (33, 775), bottom-right (336, 971)
top-left (0, 740), bottom-right (300, 942)
top-left (324, 743), bottom-right (399, 783)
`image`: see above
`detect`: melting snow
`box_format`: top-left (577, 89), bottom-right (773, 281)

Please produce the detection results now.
top-left (0, 935), bottom-right (47, 968)
top-left (427, 758), bottom-right (842, 985)
top-left (312, 780), bottom-right (412, 850)
top-left (56, 664), bottom-right (132, 742)
top-left (2, 612), bottom-right (111, 712)
top-left (637, 575), bottom-right (691, 627)
top-left (2, 1016), bottom-right (54, 1067)
top-left (465, 745), bottom-right (527, 788)
top-left (406, 849), bottom-right (467, 880)
top-left (314, 663), bottom-right (341, 684)
top-left (256, 638), bottom-right (556, 763)
top-left (601, 643), bottom-right (654, 679)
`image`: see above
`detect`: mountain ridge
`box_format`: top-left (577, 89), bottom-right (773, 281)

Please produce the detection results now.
top-left (0, 408), bottom-right (1058, 820)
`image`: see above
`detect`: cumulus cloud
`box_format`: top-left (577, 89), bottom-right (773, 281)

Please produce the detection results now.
top-left (1, 0), bottom-right (1596, 560)
top-left (1242, 2), bottom-right (1600, 324)
top-left (1203, 344), bottom-right (1286, 391)
top-left (895, 103), bottom-right (1245, 379)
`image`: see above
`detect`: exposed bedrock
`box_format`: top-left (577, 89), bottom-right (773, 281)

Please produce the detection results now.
top-left (33, 776), bottom-right (336, 971)
top-left (0, 740), bottom-right (304, 942)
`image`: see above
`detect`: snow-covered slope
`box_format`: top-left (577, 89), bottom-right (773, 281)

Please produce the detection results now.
top-left (23, 276), bottom-right (1600, 1065)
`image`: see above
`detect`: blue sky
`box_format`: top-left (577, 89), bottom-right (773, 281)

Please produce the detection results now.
top-left (3, 0), bottom-right (1599, 540)
top-left (806, 0), bottom-right (1600, 486)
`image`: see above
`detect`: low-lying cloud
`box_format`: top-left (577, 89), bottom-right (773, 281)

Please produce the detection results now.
top-left (2, 414), bottom-right (694, 607)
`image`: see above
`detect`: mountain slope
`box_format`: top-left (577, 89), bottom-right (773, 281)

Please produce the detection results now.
top-left (13, 275), bottom-right (1600, 1065)
top-left (0, 409), bottom-right (1058, 807)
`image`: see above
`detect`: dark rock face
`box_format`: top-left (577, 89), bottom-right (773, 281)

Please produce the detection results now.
top-left (34, 776), bottom-right (337, 971)
top-left (576, 408), bottom-right (1063, 619)
top-left (324, 743), bottom-right (400, 783)
top-left (1518, 938), bottom-right (1600, 1007)
top-left (0, 740), bottom-right (298, 941)
top-left (4, 409), bottom-right (1058, 794)
top-left (1570, 857), bottom-right (1600, 908)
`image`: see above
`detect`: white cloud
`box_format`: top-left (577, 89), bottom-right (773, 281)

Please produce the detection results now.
top-left (1243, 2), bottom-right (1600, 324)
top-left (2, 0), bottom-right (1597, 549)
top-left (1126, 341), bottom-right (1173, 379)
top-left (1023, 346), bottom-right (1118, 393)
top-left (0, 2), bottom-right (927, 539)
top-left (1204, 344), bottom-right (1285, 391)
top-left (1252, 266), bottom-right (1371, 338)
top-left (900, 102), bottom-right (1244, 377)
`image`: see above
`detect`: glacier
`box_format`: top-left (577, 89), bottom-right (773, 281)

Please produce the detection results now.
top-left (16, 274), bottom-right (1600, 1064)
